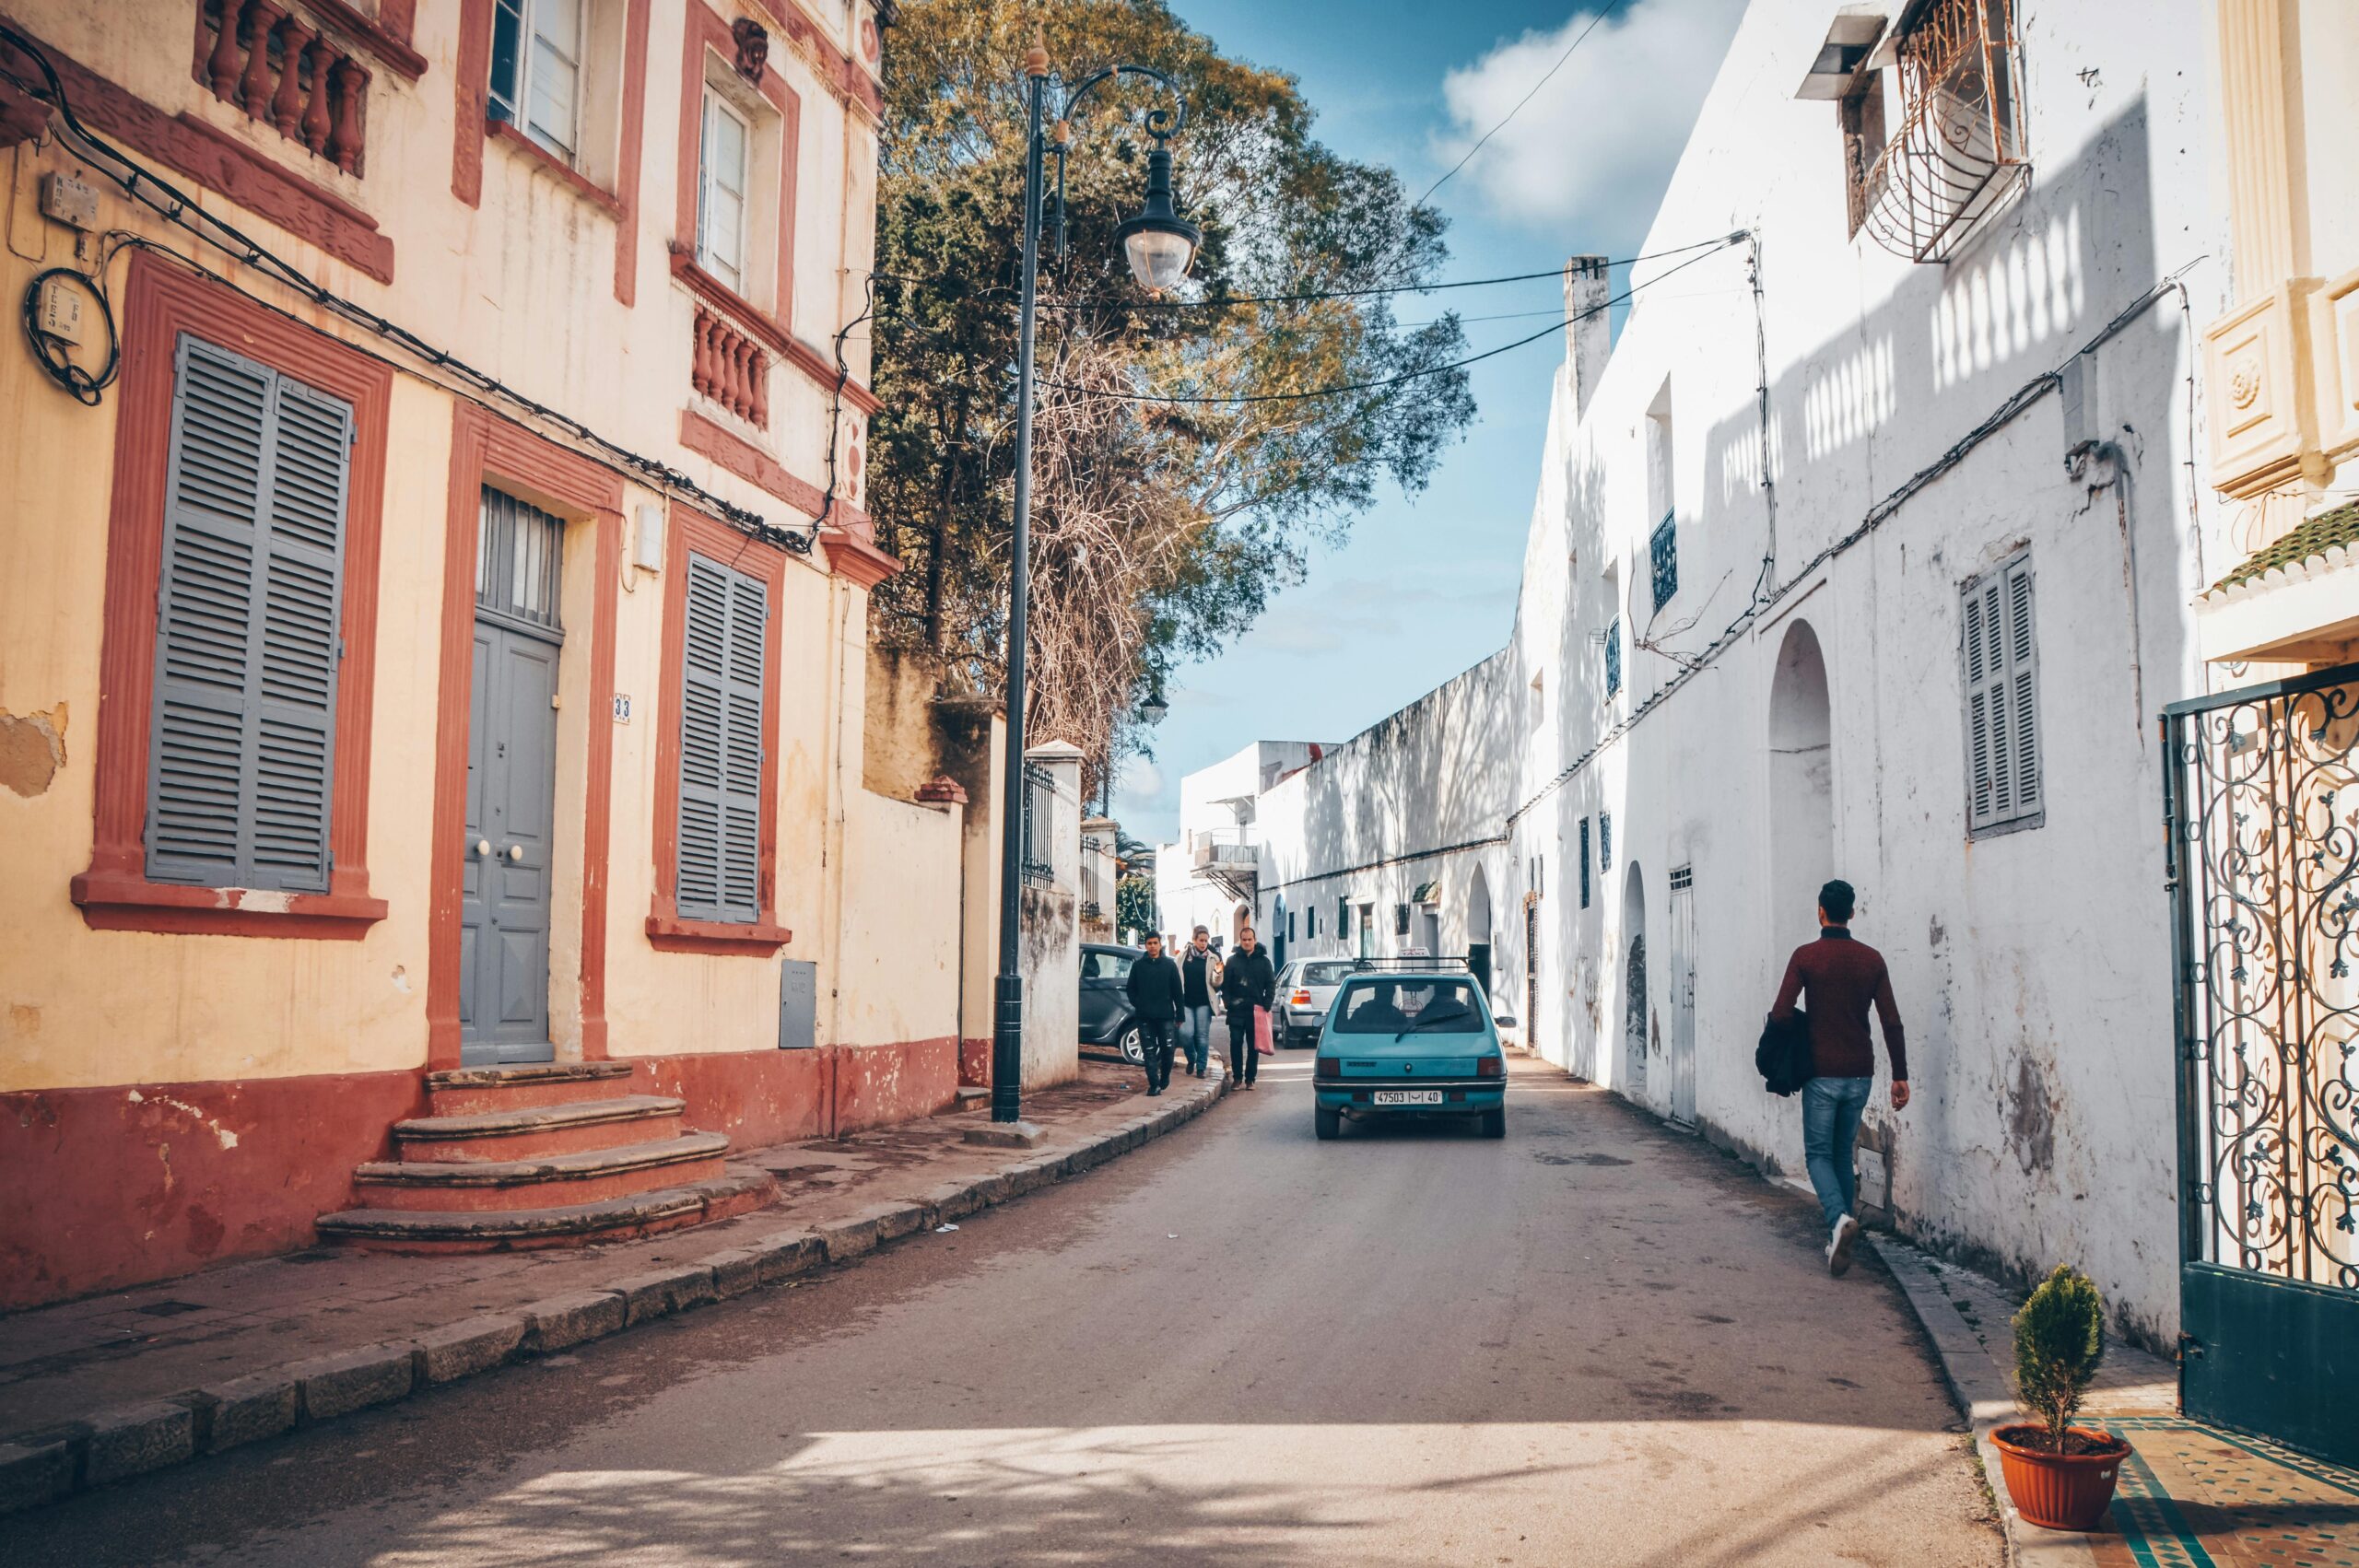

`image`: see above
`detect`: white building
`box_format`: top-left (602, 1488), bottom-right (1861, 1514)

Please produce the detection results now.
top-left (1156, 741), bottom-right (1325, 958)
top-left (1189, 0), bottom-right (2284, 1353)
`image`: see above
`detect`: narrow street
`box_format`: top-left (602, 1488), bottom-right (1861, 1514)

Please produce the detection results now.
top-left (9, 1057), bottom-right (2001, 1567)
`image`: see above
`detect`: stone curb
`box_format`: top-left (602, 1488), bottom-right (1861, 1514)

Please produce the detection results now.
top-left (0, 1069), bottom-right (1228, 1515)
top-left (1868, 1235), bottom-right (2101, 1568)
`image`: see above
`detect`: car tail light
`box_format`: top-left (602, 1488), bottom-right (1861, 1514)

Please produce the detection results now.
top-left (1476, 1057), bottom-right (1503, 1079)
top-left (1291, 989), bottom-right (1312, 1005)
top-left (1316, 1057), bottom-right (1341, 1080)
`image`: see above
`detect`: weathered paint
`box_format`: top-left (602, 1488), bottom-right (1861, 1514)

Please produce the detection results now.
top-left (1169, 0), bottom-right (2245, 1350)
top-left (0, 1071), bottom-right (427, 1309)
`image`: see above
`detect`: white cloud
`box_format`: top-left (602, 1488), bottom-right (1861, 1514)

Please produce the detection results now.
top-left (1113, 756), bottom-right (1168, 819)
top-left (1436, 0), bottom-right (1748, 230)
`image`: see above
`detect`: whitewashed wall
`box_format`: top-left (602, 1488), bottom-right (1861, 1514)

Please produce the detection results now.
top-left (1179, 0), bottom-right (2236, 1349)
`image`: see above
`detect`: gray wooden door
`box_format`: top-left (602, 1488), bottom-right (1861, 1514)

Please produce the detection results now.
top-left (1668, 866), bottom-right (1697, 1125)
top-left (459, 490), bottom-right (564, 1066)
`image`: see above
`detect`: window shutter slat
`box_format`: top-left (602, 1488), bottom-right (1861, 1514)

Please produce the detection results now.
top-left (148, 336), bottom-right (350, 892)
top-left (1960, 554), bottom-right (2041, 836)
top-left (2006, 562), bottom-right (2040, 812)
top-left (675, 555), bottom-right (768, 923)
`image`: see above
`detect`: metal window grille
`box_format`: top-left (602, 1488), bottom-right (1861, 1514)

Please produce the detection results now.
top-left (1600, 813), bottom-right (1614, 872)
top-left (1604, 617), bottom-right (1622, 696)
top-left (477, 487), bottom-right (565, 630)
top-left (1960, 550), bottom-right (2042, 837)
top-left (1019, 762), bottom-right (1055, 884)
top-left (1859, 0), bottom-right (2028, 263)
top-left (1670, 864), bottom-right (1693, 892)
top-left (1649, 510), bottom-right (1678, 611)
top-left (1394, 903), bottom-right (1411, 936)
top-left (1579, 818), bottom-right (1591, 908)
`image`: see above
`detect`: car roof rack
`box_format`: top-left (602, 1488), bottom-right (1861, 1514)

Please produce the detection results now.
top-left (1348, 955), bottom-right (1472, 973)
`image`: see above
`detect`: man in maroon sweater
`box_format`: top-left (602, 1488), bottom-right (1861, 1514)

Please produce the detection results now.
top-left (1769, 879), bottom-right (1908, 1277)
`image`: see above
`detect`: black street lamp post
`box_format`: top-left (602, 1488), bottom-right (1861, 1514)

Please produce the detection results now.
top-left (989, 43), bottom-right (1199, 1129)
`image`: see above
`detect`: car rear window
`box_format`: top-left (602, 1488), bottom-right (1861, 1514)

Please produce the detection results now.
top-left (1301, 962), bottom-right (1356, 986)
top-left (1331, 978), bottom-right (1487, 1035)
top-left (1083, 951), bottom-right (1136, 981)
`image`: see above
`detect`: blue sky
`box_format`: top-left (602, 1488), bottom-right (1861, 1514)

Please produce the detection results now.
top-left (1113, 0), bottom-right (1747, 843)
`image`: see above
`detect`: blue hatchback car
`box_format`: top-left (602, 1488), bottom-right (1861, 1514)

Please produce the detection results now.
top-left (1311, 965), bottom-right (1506, 1141)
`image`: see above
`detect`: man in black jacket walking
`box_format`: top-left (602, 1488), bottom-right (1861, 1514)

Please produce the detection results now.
top-left (1124, 935), bottom-right (1185, 1095)
top-left (1218, 927), bottom-right (1276, 1090)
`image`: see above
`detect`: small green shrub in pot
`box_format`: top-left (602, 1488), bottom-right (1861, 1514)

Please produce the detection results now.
top-left (2013, 1264), bottom-right (2106, 1452)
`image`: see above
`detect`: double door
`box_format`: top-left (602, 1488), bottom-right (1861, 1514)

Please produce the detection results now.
top-left (458, 491), bottom-right (565, 1067)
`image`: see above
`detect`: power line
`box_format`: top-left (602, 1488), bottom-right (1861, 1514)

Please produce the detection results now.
top-left (1411, 1), bottom-right (1626, 214)
top-left (1044, 236), bottom-right (1741, 406)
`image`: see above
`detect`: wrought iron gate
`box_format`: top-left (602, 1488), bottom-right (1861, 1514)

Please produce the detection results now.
top-left (2164, 663), bottom-right (2359, 1467)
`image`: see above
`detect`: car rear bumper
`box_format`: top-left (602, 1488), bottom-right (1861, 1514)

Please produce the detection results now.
top-left (1316, 1083), bottom-right (1504, 1111)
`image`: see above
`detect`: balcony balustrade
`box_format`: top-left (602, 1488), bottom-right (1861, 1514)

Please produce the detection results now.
top-left (195, 0), bottom-right (370, 174)
top-left (692, 305), bottom-right (770, 429)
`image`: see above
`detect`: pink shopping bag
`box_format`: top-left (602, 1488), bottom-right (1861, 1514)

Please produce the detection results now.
top-left (1253, 1005), bottom-right (1275, 1055)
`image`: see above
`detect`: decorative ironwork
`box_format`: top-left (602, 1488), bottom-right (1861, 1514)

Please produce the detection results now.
top-left (2166, 662), bottom-right (2359, 1292)
top-left (1860, 0), bottom-right (2027, 263)
top-left (1019, 762), bottom-right (1055, 885)
top-left (1604, 617), bottom-right (1622, 697)
top-left (1649, 510), bottom-right (1678, 611)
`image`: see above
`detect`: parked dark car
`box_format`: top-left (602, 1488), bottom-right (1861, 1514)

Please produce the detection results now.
top-left (1079, 942), bottom-right (1146, 1064)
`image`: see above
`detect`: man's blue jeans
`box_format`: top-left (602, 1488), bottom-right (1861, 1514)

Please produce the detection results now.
top-left (1181, 1005), bottom-right (1213, 1074)
top-left (1802, 1075), bottom-right (1872, 1234)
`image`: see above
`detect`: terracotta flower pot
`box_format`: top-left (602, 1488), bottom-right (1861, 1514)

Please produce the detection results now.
top-left (1990, 1423), bottom-right (2130, 1531)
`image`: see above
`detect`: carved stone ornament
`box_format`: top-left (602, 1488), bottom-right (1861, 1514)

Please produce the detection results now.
top-left (2230, 358), bottom-right (2262, 410)
top-left (731, 18), bottom-right (769, 83)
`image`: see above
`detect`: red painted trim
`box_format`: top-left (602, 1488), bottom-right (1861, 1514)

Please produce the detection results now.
top-left (68, 873), bottom-right (387, 938)
top-left (73, 255), bottom-right (390, 939)
top-left (821, 525), bottom-right (903, 589)
top-left (427, 405), bottom-right (626, 1068)
top-left (766, 0), bottom-right (885, 119)
top-left (679, 406), bottom-right (825, 514)
top-left (645, 914), bottom-right (792, 954)
top-left (451, 0), bottom-right (491, 205)
top-left (674, 3), bottom-right (799, 331)
top-left (305, 0), bottom-right (428, 79)
top-left (0, 1069), bottom-right (428, 1310)
top-left (0, 29), bottom-right (393, 284)
top-left (485, 117), bottom-right (626, 217)
top-left (612, 0), bottom-right (651, 306)
top-left (669, 252), bottom-right (880, 415)
top-left (648, 503), bottom-right (788, 954)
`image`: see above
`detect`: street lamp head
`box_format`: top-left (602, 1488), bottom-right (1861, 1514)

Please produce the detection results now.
top-left (1117, 143), bottom-right (1200, 291)
top-left (1140, 686), bottom-right (1170, 724)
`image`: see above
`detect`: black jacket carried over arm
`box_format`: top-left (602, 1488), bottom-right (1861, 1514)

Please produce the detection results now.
top-left (1219, 947), bottom-right (1275, 1013)
top-left (1126, 954), bottom-right (1185, 1023)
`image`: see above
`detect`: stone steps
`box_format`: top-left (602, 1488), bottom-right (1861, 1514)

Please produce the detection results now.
top-left (320, 1064), bottom-right (773, 1252)
top-left (350, 1131), bottom-right (732, 1211)
top-left (390, 1094), bottom-right (687, 1163)
top-left (421, 1060), bottom-right (637, 1115)
top-left (316, 1166), bottom-right (777, 1251)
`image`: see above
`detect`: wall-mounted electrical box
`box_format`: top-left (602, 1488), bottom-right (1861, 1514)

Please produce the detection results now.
top-left (33, 275), bottom-right (83, 344)
top-left (633, 502), bottom-right (665, 573)
top-left (38, 171), bottom-right (99, 230)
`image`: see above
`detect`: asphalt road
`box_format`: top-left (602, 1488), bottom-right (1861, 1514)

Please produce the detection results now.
top-left (10, 1056), bottom-right (2001, 1566)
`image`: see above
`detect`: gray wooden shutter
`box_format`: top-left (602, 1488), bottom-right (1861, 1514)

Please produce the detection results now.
top-left (675, 553), bottom-right (766, 922)
top-left (1962, 552), bottom-right (2040, 834)
top-left (147, 335), bottom-right (349, 891)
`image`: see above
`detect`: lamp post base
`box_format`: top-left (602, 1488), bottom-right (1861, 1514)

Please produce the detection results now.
top-left (962, 1120), bottom-right (1045, 1149)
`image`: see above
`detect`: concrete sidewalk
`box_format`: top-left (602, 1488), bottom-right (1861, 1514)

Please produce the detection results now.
top-left (1874, 1233), bottom-right (2359, 1568)
top-left (0, 1058), bottom-right (1226, 1515)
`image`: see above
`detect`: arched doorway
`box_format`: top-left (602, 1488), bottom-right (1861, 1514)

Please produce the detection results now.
top-left (1623, 863), bottom-right (1649, 1094)
top-left (1231, 903), bottom-right (1250, 949)
top-left (1769, 620), bottom-right (1835, 960)
top-left (1466, 864), bottom-right (1494, 1001)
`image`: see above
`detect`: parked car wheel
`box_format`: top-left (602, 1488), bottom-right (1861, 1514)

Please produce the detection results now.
top-left (1315, 1106), bottom-right (1341, 1141)
top-left (1479, 1106), bottom-right (1506, 1140)
top-left (1116, 1022), bottom-right (1144, 1066)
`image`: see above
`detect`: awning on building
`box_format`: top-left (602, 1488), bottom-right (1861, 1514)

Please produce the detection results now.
top-left (1411, 880), bottom-right (1440, 906)
top-left (2197, 502), bottom-right (2359, 663)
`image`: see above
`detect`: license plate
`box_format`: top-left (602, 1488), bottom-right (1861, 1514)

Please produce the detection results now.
top-left (1372, 1089), bottom-right (1443, 1106)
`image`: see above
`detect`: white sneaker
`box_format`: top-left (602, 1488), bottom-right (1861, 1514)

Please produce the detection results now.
top-left (1827, 1214), bottom-right (1860, 1277)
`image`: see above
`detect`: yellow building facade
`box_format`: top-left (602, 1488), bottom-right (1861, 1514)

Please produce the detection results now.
top-left (0, 0), bottom-right (989, 1308)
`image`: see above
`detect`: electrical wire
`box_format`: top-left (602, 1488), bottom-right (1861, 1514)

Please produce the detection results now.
top-left (1409, 0), bottom-right (1626, 215)
top-left (0, 25), bottom-right (811, 554)
top-left (20, 263), bottom-right (116, 404)
top-left (1043, 236), bottom-right (1743, 406)
top-left (1502, 261), bottom-right (2208, 828)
